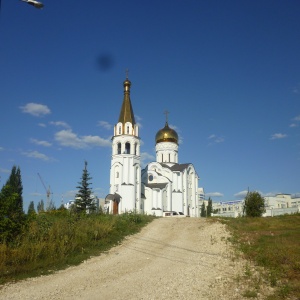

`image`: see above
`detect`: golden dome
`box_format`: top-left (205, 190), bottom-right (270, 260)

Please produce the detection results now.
top-left (155, 122), bottom-right (178, 145)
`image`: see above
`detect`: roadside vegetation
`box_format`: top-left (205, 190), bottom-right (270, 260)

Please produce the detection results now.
top-left (221, 214), bottom-right (300, 299)
top-left (0, 164), bottom-right (154, 285)
top-left (0, 210), bottom-right (154, 285)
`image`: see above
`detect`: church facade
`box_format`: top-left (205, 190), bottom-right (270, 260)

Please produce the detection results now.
top-left (105, 77), bottom-right (200, 217)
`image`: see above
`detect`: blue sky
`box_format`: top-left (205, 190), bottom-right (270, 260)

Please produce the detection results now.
top-left (0, 0), bottom-right (299, 211)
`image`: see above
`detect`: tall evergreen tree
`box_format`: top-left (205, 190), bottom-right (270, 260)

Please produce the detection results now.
top-left (0, 166), bottom-right (24, 242)
top-left (37, 199), bottom-right (45, 213)
top-left (200, 202), bottom-right (206, 217)
top-left (27, 201), bottom-right (36, 215)
top-left (75, 161), bottom-right (96, 213)
top-left (207, 197), bottom-right (213, 217)
top-left (6, 166), bottom-right (24, 217)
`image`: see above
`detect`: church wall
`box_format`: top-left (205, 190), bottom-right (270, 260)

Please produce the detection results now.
top-left (119, 184), bottom-right (135, 213)
top-left (172, 192), bottom-right (184, 213)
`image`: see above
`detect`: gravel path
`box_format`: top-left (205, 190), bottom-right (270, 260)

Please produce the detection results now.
top-left (0, 218), bottom-right (272, 299)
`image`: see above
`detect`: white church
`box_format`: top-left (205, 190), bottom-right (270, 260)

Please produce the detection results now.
top-left (105, 76), bottom-right (200, 217)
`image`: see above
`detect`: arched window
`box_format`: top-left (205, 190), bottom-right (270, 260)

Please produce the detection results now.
top-left (125, 142), bottom-right (130, 154)
top-left (116, 172), bottom-right (119, 178)
top-left (118, 126), bottom-right (121, 134)
top-left (161, 154), bottom-right (163, 162)
top-left (127, 126), bottom-right (129, 134)
top-left (117, 143), bottom-right (121, 154)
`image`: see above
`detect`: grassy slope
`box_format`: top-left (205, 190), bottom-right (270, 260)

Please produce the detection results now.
top-left (0, 211), bottom-right (155, 285)
top-left (221, 214), bottom-right (300, 299)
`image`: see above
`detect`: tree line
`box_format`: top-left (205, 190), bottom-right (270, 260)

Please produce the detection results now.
top-left (200, 192), bottom-right (266, 218)
top-left (0, 161), bottom-right (98, 243)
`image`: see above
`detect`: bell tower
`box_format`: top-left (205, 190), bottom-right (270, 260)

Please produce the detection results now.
top-left (108, 74), bottom-right (141, 214)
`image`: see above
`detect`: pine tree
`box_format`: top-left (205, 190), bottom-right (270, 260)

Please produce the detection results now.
top-left (27, 201), bottom-right (36, 215)
top-left (200, 202), bottom-right (206, 217)
top-left (207, 197), bottom-right (213, 217)
top-left (75, 161), bottom-right (96, 214)
top-left (37, 199), bottom-right (45, 213)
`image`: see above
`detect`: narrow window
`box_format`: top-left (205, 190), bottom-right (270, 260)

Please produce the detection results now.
top-left (119, 126), bottom-right (121, 134)
top-left (169, 153), bottom-right (170, 162)
top-left (125, 142), bottom-right (130, 154)
top-left (161, 154), bottom-right (163, 162)
top-left (127, 126), bottom-right (129, 134)
top-left (117, 143), bottom-right (121, 154)
top-left (116, 172), bottom-right (119, 178)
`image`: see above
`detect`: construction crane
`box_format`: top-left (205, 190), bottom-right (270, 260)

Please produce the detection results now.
top-left (37, 173), bottom-right (51, 210)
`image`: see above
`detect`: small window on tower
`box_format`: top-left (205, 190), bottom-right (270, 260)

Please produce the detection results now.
top-left (119, 126), bottom-right (121, 134)
top-left (117, 143), bottom-right (121, 154)
top-left (125, 142), bottom-right (130, 154)
top-left (116, 172), bottom-right (119, 178)
top-left (127, 126), bottom-right (129, 134)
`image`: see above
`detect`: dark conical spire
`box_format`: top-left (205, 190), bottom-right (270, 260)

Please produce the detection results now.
top-left (118, 72), bottom-right (136, 125)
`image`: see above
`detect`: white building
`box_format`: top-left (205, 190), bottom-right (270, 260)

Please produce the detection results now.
top-left (106, 76), bottom-right (201, 217)
top-left (212, 193), bottom-right (300, 218)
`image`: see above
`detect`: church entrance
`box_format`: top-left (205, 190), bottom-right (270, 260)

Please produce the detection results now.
top-left (113, 200), bottom-right (119, 215)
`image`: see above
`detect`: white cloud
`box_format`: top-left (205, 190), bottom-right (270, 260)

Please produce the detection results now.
top-left (0, 167), bottom-right (10, 173)
top-left (135, 115), bottom-right (143, 128)
top-left (208, 134), bottom-right (224, 144)
top-left (290, 123), bottom-right (298, 128)
top-left (141, 152), bottom-right (155, 167)
top-left (293, 115), bottom-right (300, 122)
top-left (20, 103), bottom-right (51, 117)
top-left (38, 123), bottom-right (47, 127)
top-left (98, 121), bottom-right (112, 130)
top-left (50, 121), bottom-right (70, 129)
top-left (30, 138), bottom-right (52, 147)
top-left (0, 146), bottom-right (4, 151)
top-left (206, 192), bottom-right (224, 198)
top-left (270, 133), bottom-right (287, 140)
top-left (22, 150), bottom-right (52, 161)
top-left (234, 190), bottom-right (248, 199)
top-left (54, 129), bottom-right (111, 149)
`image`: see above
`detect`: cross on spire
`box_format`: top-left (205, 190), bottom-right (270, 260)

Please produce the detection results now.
top-left (164, 110), bottom-right (169, 123)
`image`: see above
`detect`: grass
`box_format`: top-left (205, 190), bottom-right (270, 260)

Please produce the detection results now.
top-left (219, 213), bottom-right (300, 299)
top-left (0, 210), bottom-right (155, 285)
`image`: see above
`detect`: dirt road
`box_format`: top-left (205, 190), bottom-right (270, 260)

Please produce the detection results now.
top-left (0, 218), bottom-right (272, 299)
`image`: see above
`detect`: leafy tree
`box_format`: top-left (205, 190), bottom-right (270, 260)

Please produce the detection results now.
top-left (75, 161), bottom-right (97, 214)
top-left (200, 202), bottom-right (206, 217)
top-left (207, 197), bottom-right (213, 217)
top-left (243, 191), bottom-right (266, 217)
top-left (0, 166), bottom-right (24, 242)
top-left (37, 199), bottom-right (45, 213)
